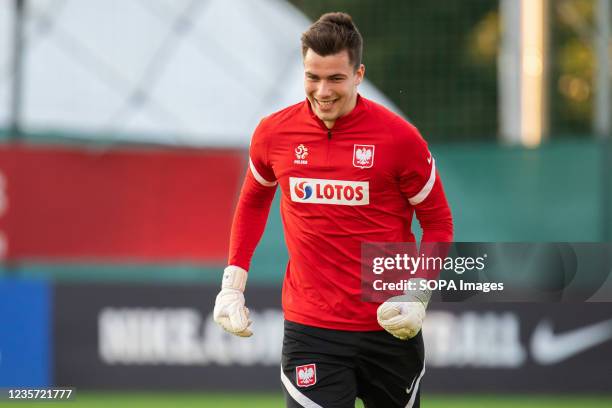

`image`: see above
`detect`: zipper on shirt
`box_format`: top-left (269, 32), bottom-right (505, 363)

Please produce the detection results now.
top-left (326, 129), bottom-right (332, 167)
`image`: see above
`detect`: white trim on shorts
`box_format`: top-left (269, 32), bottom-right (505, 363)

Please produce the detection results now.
top-left (280, 366), bottom-right (323, 408)
top-left (405, 363), bottom-right (426, 408)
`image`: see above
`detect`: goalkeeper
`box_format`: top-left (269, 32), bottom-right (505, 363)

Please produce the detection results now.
top-left (214, 12), bottom-right (453, 408)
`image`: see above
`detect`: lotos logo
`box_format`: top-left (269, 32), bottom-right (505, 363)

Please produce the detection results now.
top-left (296, 363), bottom-right (317, 387)
top-left (294, 181), bottom-right (313, 200)
top-left (289, 177), bottom-right (369, 206)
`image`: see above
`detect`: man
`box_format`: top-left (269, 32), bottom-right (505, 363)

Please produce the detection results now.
top-left (214, 12), bottom-right (453, 408)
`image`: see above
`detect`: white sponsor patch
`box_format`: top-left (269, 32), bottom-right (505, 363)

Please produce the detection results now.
top-left (289, 177), bottom-right (369, 206)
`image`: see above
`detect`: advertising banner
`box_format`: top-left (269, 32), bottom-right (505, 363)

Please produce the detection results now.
top-left (54, 283), bottom-right (282, 390)
top-left (0, 145), bottom-right (245, 262)
top-left (53, 283), bottom-right (612, 392)
top-left (0, 279), bottom-right (51, 387)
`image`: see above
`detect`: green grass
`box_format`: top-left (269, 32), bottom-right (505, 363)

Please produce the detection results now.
top-left (1, 393), bottom-right (612, 407)
top-left (425, 395), bottom-right (612, 408)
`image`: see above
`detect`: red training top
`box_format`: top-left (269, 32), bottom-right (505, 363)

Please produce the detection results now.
top-left (228, 95), bottom-right (453, 331)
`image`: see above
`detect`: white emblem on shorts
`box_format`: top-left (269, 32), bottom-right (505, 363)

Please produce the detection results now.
top-left (296, 363), bottom-right (317, 387)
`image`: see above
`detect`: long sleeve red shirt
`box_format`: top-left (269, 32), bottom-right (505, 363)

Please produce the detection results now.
top-left (228, 95), bottom-right (453, 331)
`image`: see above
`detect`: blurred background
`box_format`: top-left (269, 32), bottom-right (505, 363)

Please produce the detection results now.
top-left (0, 0), bottom-right (611, 407)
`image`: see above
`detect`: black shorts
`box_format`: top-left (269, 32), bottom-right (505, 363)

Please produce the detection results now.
top-left (281, 320), bottom-right (425, 408)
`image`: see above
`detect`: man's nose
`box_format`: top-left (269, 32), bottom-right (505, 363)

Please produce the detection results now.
top-left (316, 81), bottom-right (332, 98)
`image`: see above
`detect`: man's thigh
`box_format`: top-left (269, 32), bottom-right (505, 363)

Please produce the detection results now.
top-left (356, 330), bottom-right (425, 408)
top-left (281, 321), bottom-right (358, 408)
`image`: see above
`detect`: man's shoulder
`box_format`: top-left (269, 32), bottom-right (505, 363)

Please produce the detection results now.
top-left (362, 97), bottom-right (422, 142)
top-left (251, 101), bottom-right (306, 147)
top-left (259, 100), bottom-right (306, 130)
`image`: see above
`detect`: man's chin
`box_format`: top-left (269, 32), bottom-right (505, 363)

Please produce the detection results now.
top-left (315, 111), bottom-right (338, 123)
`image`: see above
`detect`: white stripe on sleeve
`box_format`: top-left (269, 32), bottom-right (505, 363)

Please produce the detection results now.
top-left (249, 158), bottom-right (277, 187)
top-left (408, 157), bottom-right (436, 205)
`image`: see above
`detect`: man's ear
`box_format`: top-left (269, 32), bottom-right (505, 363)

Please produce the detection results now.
top-left (355, 64), bottom-right (365, 85)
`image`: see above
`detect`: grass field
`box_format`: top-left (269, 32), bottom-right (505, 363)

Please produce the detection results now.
top-left (2, 393), bottom-right (612, 407)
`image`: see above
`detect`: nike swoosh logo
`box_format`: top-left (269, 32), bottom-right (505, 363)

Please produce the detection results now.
top-left (405, 373), bottom-right (417, 394)
top-left (427, 156), bottom-right (432, 164)
top-left (530, 318), bottom-right (612, 365)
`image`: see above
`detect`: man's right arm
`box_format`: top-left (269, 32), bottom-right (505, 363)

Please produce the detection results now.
top-left (227, 163), bottom-right (277, 271)
top-left (213, 122), bottom-right (278, 337)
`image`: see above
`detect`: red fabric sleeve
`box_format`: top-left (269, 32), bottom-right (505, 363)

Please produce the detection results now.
top-left (227, 168), bottom-right (277, 271)
top-left (398, 133), bottom-right (453, 279)
top-left (414, 173), bottom-right (454, 243)
top-left (412, 174), bottom-right (453, 282)
top-left (393, 122), bottom-right (453, 243)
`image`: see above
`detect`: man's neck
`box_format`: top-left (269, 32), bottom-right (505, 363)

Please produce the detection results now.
top-left (322, 94), bottom-right (358, 129)
top-left (323, 120), bottom-right (335, 129)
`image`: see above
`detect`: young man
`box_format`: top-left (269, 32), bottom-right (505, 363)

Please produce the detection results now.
top-left (214, 12), bottom-right (453, 408)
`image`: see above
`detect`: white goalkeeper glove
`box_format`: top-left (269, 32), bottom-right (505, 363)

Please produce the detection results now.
top-left (377, 279), bottom-right (430, 340)
top-left (213, 265), bottom-right (252, 337)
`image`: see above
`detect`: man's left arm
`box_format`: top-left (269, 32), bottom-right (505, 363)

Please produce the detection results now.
top-left (412, 168), bottom-right (454, 243)
top-left (377, 127), bottom-right (453, 340)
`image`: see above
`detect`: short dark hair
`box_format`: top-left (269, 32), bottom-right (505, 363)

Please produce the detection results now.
top-left (301, 12), bottom-right (363, 70)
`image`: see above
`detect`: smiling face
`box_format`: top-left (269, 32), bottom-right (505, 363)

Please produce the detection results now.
top-left (303, 48), bottom-right (365, 129)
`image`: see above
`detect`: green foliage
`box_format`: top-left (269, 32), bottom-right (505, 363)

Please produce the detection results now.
top-left (291, 1), bottom-right (600, 141)
top-left (549, 0), bottom-right (595, 136)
